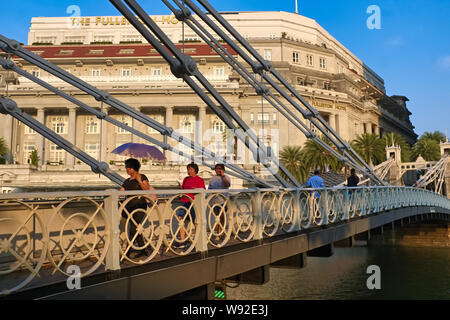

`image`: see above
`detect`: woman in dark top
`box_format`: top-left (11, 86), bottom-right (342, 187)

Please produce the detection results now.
top-left (120, 158), bottom-right (155, 257)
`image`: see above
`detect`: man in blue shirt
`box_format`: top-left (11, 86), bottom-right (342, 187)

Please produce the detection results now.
top-left (306, 170), bottom-right (324, 198)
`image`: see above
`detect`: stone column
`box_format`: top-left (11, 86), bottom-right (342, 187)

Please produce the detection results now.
top-left (100, 106), bottom-right (109, 163)
top-left (374, 125), bottom-right (380, 137)
top-left (66, 106), bottom-right (77, 168)
top-left (328, 113), bottom-right (336, 131)
top-left (132, 106), bottom-right (142, 143)
top-left (36, 107), bottom-right (46, 166)
top-left (196, 106), bottom-right (206, 157)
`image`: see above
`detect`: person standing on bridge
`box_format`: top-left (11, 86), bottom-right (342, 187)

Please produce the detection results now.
top-left (208, 164), bottom-right (231, 237)
top-left (177, 163), bottom-right (206, 244)
top-left (120, 158), bottom-right (156, 258)
top-left (306, 170), bottom-right (324, 215)
top-left (346, 168), bottom-right (360, 187)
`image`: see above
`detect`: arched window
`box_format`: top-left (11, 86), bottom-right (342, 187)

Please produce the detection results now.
top-left (86, 116), bottom-right (99, 134)
top-left (180, 116), bottom-right (194, 134)
top-left (50, 116), bottom-right (67, 134)
top-left (212, 118), bottom-right (225, 133)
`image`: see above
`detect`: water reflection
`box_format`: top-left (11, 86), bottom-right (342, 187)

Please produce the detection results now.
top-left (227, 243), bottom-right (450, 300)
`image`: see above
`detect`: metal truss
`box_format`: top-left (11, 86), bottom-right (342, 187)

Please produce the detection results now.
top-left (0, 0), bottom-right (385, 187)
top-left (149, 0), bottom-right (385, 186)
top-left (416, 154), bottom-right (448, 194)
top-left (0, 36), bottom-right (271, 187)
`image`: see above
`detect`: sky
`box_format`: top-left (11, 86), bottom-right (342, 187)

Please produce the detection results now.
top-left (0, 0), bottom-right (449, 139)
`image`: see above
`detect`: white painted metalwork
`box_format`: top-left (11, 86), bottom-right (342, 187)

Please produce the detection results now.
top-left (0, 186), bottom-right (449, 296)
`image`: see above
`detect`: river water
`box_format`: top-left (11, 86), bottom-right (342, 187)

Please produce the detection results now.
top-left (226, 240), bottom-right (450, 300)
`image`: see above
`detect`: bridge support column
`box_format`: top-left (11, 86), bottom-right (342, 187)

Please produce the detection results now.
top-left (355, 231), bottom-right (371, 241)
top-left (166, 283), bottom-right (215, 300)
top-left (225, 265), bottom-right (270, 285)
top-left (307, 243), bottom-right (333, 257)
top-left (334, 236), bottom-right (355, 247)
top-left (372, 225), bottom-right (384, 235)
top-left (270, 253), bottom-right (307, 269)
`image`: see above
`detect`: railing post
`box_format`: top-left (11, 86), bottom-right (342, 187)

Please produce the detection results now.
top-left (252, 188), bottom-right (264, 241)
top-left (104, 190), bottom-right (121, 271)
top-left (374, 187), bottom-right (379, 214)
top-left (322, 189), bottom-right (329, 225)
top-left (343, 188), bottom-right (350, 221)
top-left (294, 188), bottom-right (302, 231)
top-left (195, 189), bottom-right (208, 253)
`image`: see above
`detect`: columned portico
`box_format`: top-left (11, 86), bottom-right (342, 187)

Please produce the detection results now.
top-left (196, 106), bottom-right (206, 156)
top-left (66, 106), bottom-right (77, 168)
top-left (36, 107), bottom-right (46, 166)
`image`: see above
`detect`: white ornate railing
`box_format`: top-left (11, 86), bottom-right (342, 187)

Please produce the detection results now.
top-left (0, 186), bottom-right (449, 296)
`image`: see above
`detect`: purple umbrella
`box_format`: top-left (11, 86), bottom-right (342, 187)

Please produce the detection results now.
top-left (111, 143), bottom-right (166, 162)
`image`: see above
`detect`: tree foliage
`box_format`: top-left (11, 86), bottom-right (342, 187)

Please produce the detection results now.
top-left (351, 133), bottom-right (386, 166)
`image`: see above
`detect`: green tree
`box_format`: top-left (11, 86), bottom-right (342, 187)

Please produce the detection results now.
top-left (419, 131), bottom-right (446, 144)
top-left (29, 149), bottom-right (40, 166)
top-left (412, 138), bottom-right (441, 161)
top-left (302, 136), bottom-right (342, 173)
top-left (0, 137), bottom-right (9, 161)
top-left (382, 132), bottom-right (412, 162)
top-left (351, 133), bottom-right (386, 166)
top-left (279, 145), bottom-right (307, 183)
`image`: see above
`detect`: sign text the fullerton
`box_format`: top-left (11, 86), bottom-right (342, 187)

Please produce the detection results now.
top-left (71, 16), bottom-right (179, 27)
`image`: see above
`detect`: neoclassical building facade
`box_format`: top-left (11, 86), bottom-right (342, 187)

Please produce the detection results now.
top-left (0, 11), bottom-right (417, 188)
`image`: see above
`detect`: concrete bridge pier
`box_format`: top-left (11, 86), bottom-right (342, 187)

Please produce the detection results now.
top-left (355, 231), bottom-right (371, 241)
top-left (270, 253), bottom-right (308, 269)
top-left (307, 243), bottom-right (334, 257)
top-left (334, 236), bottom-right (355, 247)
top-left (224, 265), bottom-right (270, 286)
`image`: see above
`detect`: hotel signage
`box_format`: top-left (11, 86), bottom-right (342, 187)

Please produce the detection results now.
top-left (71, 16), bottom-right (179, 27)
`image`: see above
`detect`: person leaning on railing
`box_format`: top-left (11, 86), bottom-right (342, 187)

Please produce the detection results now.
top-left (120, 158), bottom-right (156, 257)
top-left (177, 163), bottom-right (206, 243)
top-left (208, 164), bottom-right (231, 236)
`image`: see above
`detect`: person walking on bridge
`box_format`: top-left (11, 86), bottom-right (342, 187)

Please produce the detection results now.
top-left (306, 170), bottom-right (324, 217)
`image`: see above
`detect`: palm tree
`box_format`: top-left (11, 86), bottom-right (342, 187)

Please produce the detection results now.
top-left (0, 137), bottom-right (9, 163)
top-left (419, 131), bottom-right (446, 144)
top-left (382, 132), bottom-right (412, 162)
top-left (279, 145), bottom-right (307, 183)
top-left (302, 136), bottom-right (341, 173)
top-left (412, 138), bottom-right (441, 161)
top-left (352, 133), bottom-right (386, 167)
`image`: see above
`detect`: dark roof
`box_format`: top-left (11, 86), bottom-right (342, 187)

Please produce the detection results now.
top-left (321, 171), bottom-right (346, 187)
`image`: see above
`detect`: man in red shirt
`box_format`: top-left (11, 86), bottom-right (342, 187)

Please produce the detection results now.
top-left (177, 163), bottom-right (205, 243)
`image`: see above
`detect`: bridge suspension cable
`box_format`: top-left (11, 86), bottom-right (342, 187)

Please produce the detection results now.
top-left (157, 0), bottom-right (385, 185)
top-left (0, 37), bottom-right (271, 187)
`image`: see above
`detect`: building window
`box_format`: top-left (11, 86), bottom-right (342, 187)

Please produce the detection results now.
top-left (212, 118), bottom-right (225, 133)
top-left (297, 77), bottom-right (305, 86)
top-left (151, 68), bottom-right (162, 76)
top-left (264, 49), bottom-right (272, 61)
top-left (213, 66), bottom-right (225, 77)
top-left (273, 113), bottom-right (277, 125)
top-left (122, 68), bottom-right (132, 77)
top-left (93, 35), bottom-right (114, 43)
top-left (24, 123), bottom-right (36, 135)
top-left (211, 141), bottom-right (225, 156)
top-left (23, 145), bottom-right (36, 164)
top-left (92, 69), bottom-right (101, 77)
top-left (86, 116), bottom-right (100, 134)
top-left (250, 113), bottom-right (254, 125)
top-left (257, 113), bottom-right (270, 124)
top-left (85, 143), bottom-right (100, 159)
top-left (117, 115), bottom-right (131, 134)
top-left (320, 57), bottom-right (327, 69)
top-left (292, 52), bottom-right (300, 64)
top-left (0, 75), bottom-right (3, 83)
top-left (50, 116), bottom-right (67, 134)
top-left (180, 116), bottom-right (194, 134)
top-left (121, 34), bottom-right (142, 43)
top-left (307, 55), bottom-right (314, 66)
top-left (148, 114), bottom-right (164, 134)
top-left (269, 34), bottom-right (277, 39)
top-left (32, 70), bottom-right (41, 78)
top-left (323, 82), bottom-right (331, 90)
top-left (49, 143), bottom-right (65, 163)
